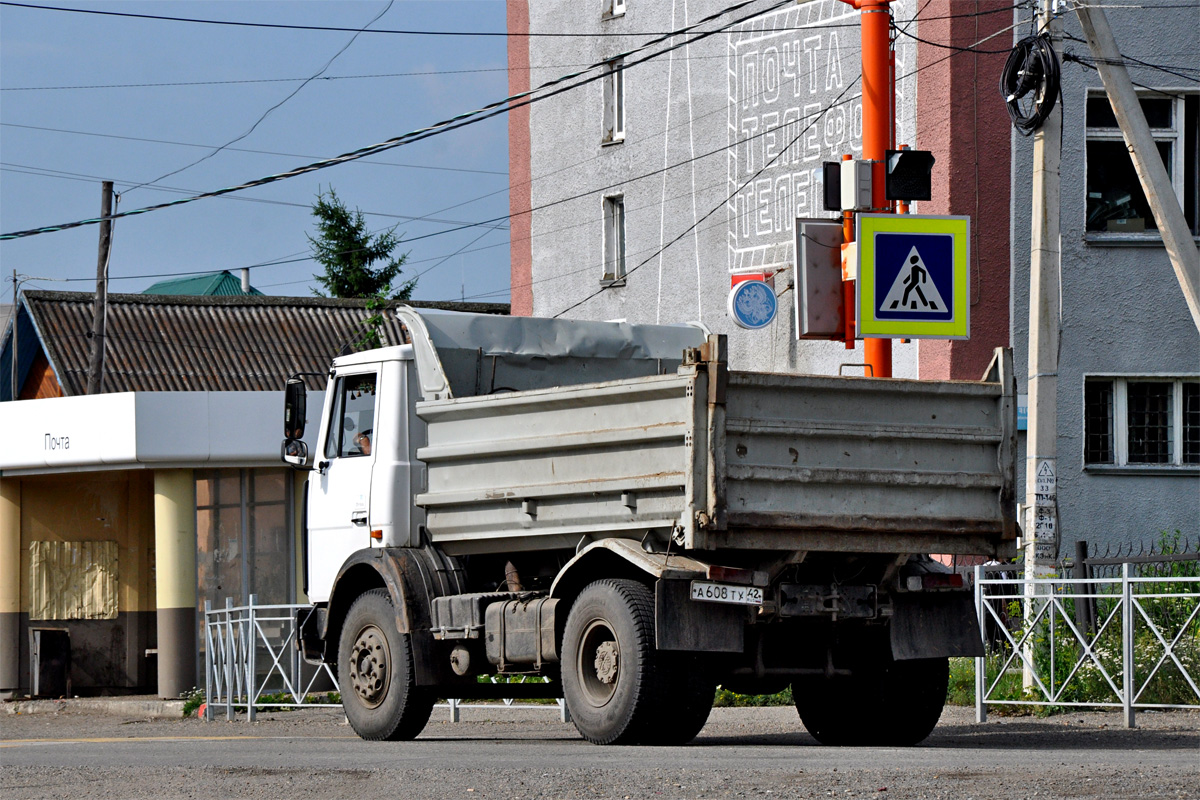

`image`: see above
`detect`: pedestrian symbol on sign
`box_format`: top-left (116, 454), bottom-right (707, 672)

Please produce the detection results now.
top-left (872, 231), bottom-right (955, 323)
top-left (880, 247), bottom-right (947, 314)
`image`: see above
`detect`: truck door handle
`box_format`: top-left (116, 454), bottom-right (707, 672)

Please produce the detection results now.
top-left (350, 512), bottom-right (368, 526)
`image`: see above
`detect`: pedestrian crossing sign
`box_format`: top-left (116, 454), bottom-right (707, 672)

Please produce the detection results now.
top-left (856, 214), bottom-right (970, 339)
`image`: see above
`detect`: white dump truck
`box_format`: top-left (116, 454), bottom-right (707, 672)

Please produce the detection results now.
top-left (282, 307), bottom-right (1017, 745)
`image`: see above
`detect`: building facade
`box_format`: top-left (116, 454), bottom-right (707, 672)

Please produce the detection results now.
top-left (0, 292), bottom-right (506, 699)
top-left (509, 0), bottom-right (1014, 381)
top-left (1009, 6), bottom-right (1200, 555)
top-left (509, 1), bottom-right (1196, 556)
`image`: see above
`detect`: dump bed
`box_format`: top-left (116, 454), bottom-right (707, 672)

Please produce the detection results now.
top-left (412, 341), bottom-right (1017, 559)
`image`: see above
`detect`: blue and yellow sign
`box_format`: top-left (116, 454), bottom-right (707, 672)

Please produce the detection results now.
top-left (856, 214), bottom-right (970, 339)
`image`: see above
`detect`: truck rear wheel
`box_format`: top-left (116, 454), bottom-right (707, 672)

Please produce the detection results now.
top-left (639, 654), bottom-right (716, 745)
top-left (793, 656), bottom-right (948, 746)
top-left (562, 579), bottom-right (659, 745)
top-left (338, 589), bottom-right (434, 741)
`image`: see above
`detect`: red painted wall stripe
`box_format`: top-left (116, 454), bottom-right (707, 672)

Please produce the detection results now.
top-left (507, 0), bottom-right (533, 317)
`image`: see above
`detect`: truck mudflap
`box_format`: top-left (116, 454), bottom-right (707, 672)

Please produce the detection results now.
top-left (655, 579), bottom-right (746, 653)
top-left (889, 590), bottom-right (985, 660)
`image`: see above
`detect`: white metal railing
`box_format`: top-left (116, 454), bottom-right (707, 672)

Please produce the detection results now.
top-left (204, 596), bottom-right (339, 722)
top-left (973, 564), bottom-right (1200, 727)
top-left (203, 595), bottom-right (570, 723)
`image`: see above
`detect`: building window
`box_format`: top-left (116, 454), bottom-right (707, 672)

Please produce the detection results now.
top-left (602, 58), bottom-right (625, 144)
top-left (602, 195), bottom-right (626, 284)
top-left (1083, 377), bottom-right (1200, 467)
top-left (1085, 92), bottom-right (1198, 237)
top-left (604, 0), bottom-right (626, 18)
top-left (196, 469), bottom-right (294, 608)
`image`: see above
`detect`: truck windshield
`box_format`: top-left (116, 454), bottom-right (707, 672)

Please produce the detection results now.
top-left (323, 373), bottom-right (378, 459)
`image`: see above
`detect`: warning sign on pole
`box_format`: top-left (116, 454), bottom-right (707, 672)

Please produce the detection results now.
top-left (856, 214), bottom-right (971, 339)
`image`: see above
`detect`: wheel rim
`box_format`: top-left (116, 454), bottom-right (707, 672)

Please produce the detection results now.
top-left (575, 618), bottom-right (620, 708)
top-left (348, 624), bottom-right (390, 709)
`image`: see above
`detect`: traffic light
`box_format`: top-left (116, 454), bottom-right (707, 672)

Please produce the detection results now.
top-left (885, 149), bottom-right (935, 201)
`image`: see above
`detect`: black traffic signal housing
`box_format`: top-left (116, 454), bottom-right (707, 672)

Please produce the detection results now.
top-left (822, 162), bottom-right (842, 212)
top-left (885, 149), bottom-right (935, 201)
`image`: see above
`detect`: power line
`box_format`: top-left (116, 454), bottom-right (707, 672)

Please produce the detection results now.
top-left (548, 12), bottom-right (1035, 317)
top-left (0, 163), bottom-right (509, 229)
top-left (554, 78), bottom-right (861, 318)
top-left (121, 0), bottom-right (394, 195)
top-left (10, 14), bottom-right (985, 293)
top-left (1, 0), bottom-right (1027, 37)
top-left (0, 122), bottom-right (508, 176)
top-left (0, 0), bottom-right (785, 241)
top-left (0, 0), bottom-right (816, 37)
top-left (1, 67), bottom-right (516, 92)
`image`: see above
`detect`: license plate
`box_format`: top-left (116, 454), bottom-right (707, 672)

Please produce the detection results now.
top-left (690, 581), bottom-right (763, 606)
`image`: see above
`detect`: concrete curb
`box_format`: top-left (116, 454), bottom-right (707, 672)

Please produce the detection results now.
top-left (3, 697), bottom-right (185, 719)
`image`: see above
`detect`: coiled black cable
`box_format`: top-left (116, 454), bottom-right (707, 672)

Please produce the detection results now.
top-left (1000, 33), bottom-right (1061, 135)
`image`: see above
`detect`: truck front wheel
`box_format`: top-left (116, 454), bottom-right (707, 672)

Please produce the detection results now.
top-left (793, 656), bottom-right (948, 746)
top-left (338, 589), bottom-right (434, 741)
top-left (562, 579), bottom-right (659, 745)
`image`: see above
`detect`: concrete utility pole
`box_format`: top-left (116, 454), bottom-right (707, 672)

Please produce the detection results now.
top-left (1023, 3), bottom-right (1062, 688)
top-left (86, 181), bottom-right (113, 395)
top-left (1073, 4), bottom-right (1200, 331)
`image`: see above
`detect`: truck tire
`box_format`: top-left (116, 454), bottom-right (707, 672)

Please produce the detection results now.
top-left (561, 579), bottom-right (659, 745)
top-left (793, 656), bottom-right (949, 746)
top-left (338, 589), bottom-right (434, 741)
top-left (639, 654), bottom-right (716, 745)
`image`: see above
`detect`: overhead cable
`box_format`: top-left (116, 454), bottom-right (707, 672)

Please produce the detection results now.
top-left (121, 0), bottom-right (395, 195)
top-left (0, 0), bottom-right (784, 240)
top-left (1000, 33), bottom-right (1062, 135)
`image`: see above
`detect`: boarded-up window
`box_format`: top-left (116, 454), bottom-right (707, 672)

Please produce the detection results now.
top-left (29, 541), bottom-right (119, 620)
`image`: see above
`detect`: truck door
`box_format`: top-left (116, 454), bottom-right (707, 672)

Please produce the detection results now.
top-left (307, 369), bottom-right (379, 603)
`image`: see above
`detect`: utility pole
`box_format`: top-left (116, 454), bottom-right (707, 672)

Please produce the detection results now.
top-left (1073, 4), bottom-right (1200, 330)
top-left (86, 181), bottom-right (113, 395)
top-left (9, 270), bottom-right (16, 400)
top-left (841, 0), bottom-right (894, 378)
top-left (1023, 3), bottom-right (1062, 687)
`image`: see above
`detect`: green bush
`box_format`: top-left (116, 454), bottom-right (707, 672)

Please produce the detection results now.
top-left (713, 685), bottom-right (793, 707)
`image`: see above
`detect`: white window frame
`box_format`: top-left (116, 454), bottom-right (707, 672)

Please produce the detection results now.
top-left (602, 194), bottom-right (626, 285)
top-left (604, 0), bottom-right (626, 20)
top-left (602, 58), bottom-right (625, 145)
top-left (1084, 89), bottom-right (1197, 242)
top-left (1083, 375), bottom-right (1199, 470)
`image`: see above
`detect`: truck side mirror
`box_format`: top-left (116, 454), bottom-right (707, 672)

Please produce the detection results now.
top-left (281, 438), bottom-right (311, 468)
top-left (284, 378), bottom-right (307, 440)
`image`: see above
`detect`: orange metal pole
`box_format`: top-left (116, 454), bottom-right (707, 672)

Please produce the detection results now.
top-left (859, 0), bottom-right (893, 378)
top-left (841, 155), bottom-right (856, 348)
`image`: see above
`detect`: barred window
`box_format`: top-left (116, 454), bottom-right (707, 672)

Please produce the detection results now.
top-left (1185, 382), bottom-right (1200, 465)
top-left (1084, 377), bottom-right (1199, 468)
top-left (1127, 381), bottom-right (1172, 463)
top-left (1084, 381), bottom-right (1114, 464)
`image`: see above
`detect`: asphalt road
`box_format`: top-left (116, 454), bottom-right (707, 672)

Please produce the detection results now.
top-left (2, 704), bottom-right (1197, 799)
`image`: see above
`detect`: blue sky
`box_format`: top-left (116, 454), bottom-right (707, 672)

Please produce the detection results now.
top-left (0, 1), bottom-right (512, 303)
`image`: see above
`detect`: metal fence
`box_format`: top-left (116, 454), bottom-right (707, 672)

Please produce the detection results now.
top-left (203, 596), bottom-right (569, 722)
top-left (973, 564), bottom-right (1200, 727)
top-left (204, 597), bottom-right (339, 722)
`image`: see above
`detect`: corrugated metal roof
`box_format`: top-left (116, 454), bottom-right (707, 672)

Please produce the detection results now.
top-left (16, 291), bottom-right (507, 396)
top-left (143, 271), bottom-right (264, 296)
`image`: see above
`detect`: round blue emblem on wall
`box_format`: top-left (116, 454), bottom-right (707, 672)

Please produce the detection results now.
top-left (727, 279), bottom-right (777, 330)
